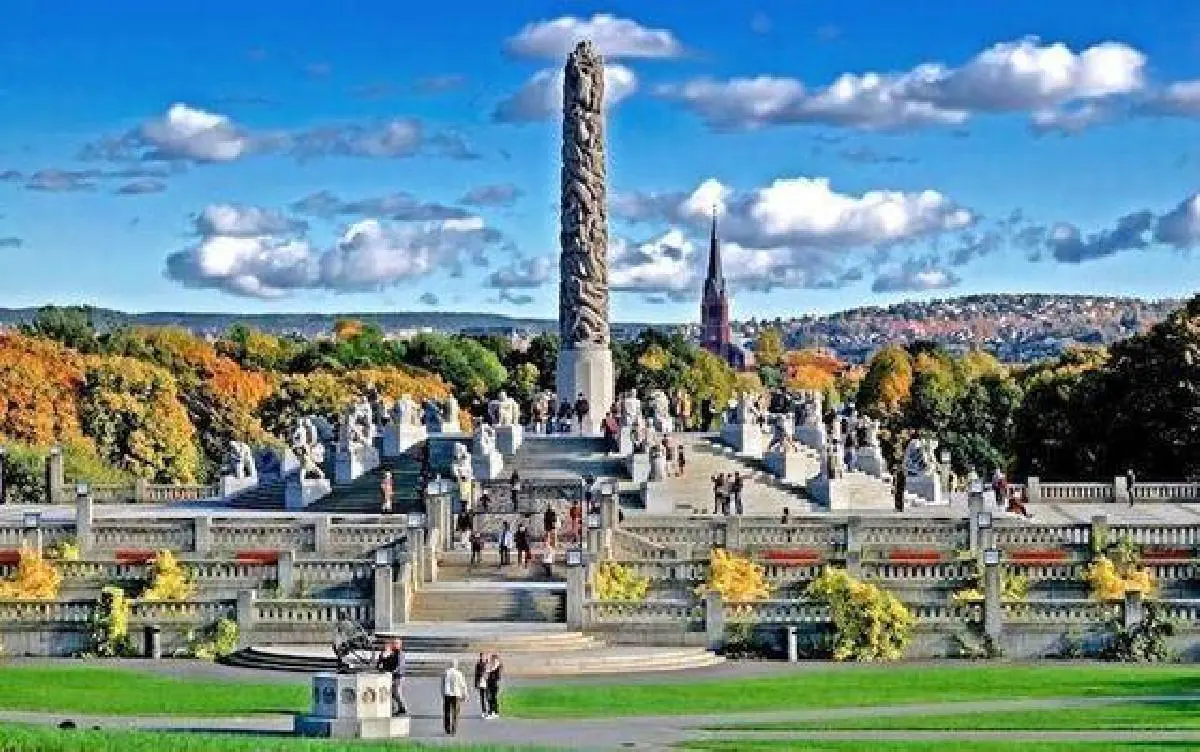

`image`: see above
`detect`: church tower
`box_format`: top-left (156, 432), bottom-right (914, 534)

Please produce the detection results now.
top-left (700, 211), bottom-right (732, 356)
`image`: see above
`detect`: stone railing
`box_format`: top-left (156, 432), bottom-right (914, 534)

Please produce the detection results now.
top-left (993, 523), bottom-right (1090, 547)
top-left (736, 521), bottom-right (848, 551)
top-left (92, 522), bottom-right (195, 551)
top-left (59, 480), bottom-right (220, 504)
top-left (130, 599), bottom-right (236, 624)
top-left (1110, 525), bottom-right (1200, 546)
top-left (610, 528), bottom-right (681, 560)
top-left (252, 597), bottom-right (372, 625)
top-left (1038, 482), bottom-right (1115, 503)
top-left (0, 599), bottom-right (96, 624)
top-left (585, 599), bottom-right (703, 627)
top-left (1002, 599), bottom-right (1121, 624)
top-left (858, 521), bottom-right (967, 550)
top-left (860, 560), bottom-right (974, 584)
top-left (621, 517), bottom-right (726, 549)
top-left (728, 599), bottom-right (830, 624)
top-left (477, 478), bottom-right (583, 507)
top-left (1132, 483), bottom-right (1200, 503)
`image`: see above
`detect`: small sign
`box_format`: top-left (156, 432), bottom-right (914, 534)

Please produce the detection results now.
top-left (75, 482), bottom-right (89, 498)
top-left (587, 513), bottom-right (601, 529)
top-left (977, 512), bottom-right (993, 529)
top-left (373, 548), bottom-right (392, 566)
top-left (407, 513), bottom-right (427, 528)
top-left (22, 512), bottom-right (40, 530)
top-left (983, 548), bottom-right (1001, 566)
top-left (565, 549), bottom-right (583, 567)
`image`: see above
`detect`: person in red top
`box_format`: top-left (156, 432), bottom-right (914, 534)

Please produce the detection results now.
top-left (568, 500), bottom-right (582, 542)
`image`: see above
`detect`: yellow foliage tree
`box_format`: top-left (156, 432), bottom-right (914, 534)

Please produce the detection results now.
top-left (0, 333), bottom-right (86, 446)
top-left (0, 545), bottom-right (62, 600)
top-left (784, 349), bottom-right (843, 393)
top-left (343, 367), bottom-right (451, 404)
top-left (637, 345), bottom-right (671, 372)
top-left (593, 562), bottom-right (650, 602)
top-left (141, 550), bottom-right (196, 601)
top-left (697, 549), bottom-right (770, 604)
top-left (858, 345), bottom-right (914, 415)
top-left (755, 327), bottom-right (785, 368)
top-left (1087, 556), bottom-right (1155, 601)
top-left (806, 568), bottom-right (913, 661)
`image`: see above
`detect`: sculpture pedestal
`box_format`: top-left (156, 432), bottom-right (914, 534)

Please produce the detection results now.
top-left (472, 450), bottom-right (505, 481)
top-left (795, 425), bottom-right (826, 452)
top-left (556, 345), bottom-right (614, 436)
top-left (906, 473), bottom-right (947, 505)
top-left (764, 450), bottom-right (819, 484)
top-left (648, 453), bottom-right (670, 482)
top-left (627, 453), bottom-right (650, 484)
top-left (382, 425), bottom-right (425, 458)
top-left (618, 426), bottom-right (634, 456)
top-left (855, 447), bottom-right (887, 478)
top-left (219, 475), bottom-right (258, 499)
top-left (294, 673), bottom-right (409, 739)
top-left (285, 477), bottom-right (333, 510)
top-left (721, 422), bottom-right (764, 457)
top-left (335, 445), bottom-right (380, 485)
top-left (495, 424), bottom-right (523, 456)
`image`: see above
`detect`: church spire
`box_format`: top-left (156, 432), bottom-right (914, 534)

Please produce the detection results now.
top-left (705, 206), bottom-right (725, 297)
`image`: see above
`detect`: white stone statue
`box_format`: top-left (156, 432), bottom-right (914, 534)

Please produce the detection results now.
top-left (351, 395), bottom-right (374, 436)
top-left (443, 394), bottom-right (460, 431)
top-left (299, 449), bottom-right (326, 480)
top-left (903, 436), bottom-right (938, 477)
top-left (450, 443), bottom-right (474, 482)
top-left (473, 423), bottom-right (497, 456)
top-left (648, 444), bottom-right (669, 481)
top-left (649, 389), bottom-right (671, 423)
top-left (861, 416), bottom-right (881, 448)
top-left (620, 389), bottom-right (642, 427)
top-left (338, 407), bottom-right (368, 451)
top-left (225, 441), bottom-right (257, 479)
top-left (310, 415), bottom-right (335, 443)
top-left (734, 392), bottom-right (760, 425)
top-left (767, 420), bottom-right (798, 454)
top-left (489, 391), bottom-right (520, 427)
top-left (799, 391), bottom-right (824, 427)
top-left (391, 394), bottom-right (419, 427)
top-left (290, 416), bottom-right (326, 466)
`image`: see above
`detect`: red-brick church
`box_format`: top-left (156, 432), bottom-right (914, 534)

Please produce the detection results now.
top-left (700, 214), bottom-right (755, 371)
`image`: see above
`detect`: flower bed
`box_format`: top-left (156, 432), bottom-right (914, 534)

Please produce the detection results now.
top-left (235, 550), bottom-right (279, 565)
top-left (114, 549), bottom-right (156, 565)
top-left (1141, 547), bottom-right (1194, 562)
top-left (760, 549), bottom-right (823, 565)
top-left (1007, 549), bottom-right (1069, 564)
top-left (887, 549), bottom-right (944, 564)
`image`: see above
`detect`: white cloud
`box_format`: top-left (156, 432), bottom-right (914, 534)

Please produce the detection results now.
top-left (1152, 195), bottom-right (1200, 248)
top-left (487, 256), bottom-right (553, 288)
top-left (506, 14), bottom-right (684, 60)
top-left (494, 65), bottom-right (637, 123)
top-left (1141, 80), bottom-right (1200, 117)
top-left (140, 103), bottom-right (251, 162)
top-left (872, 262), bottom-right (961, 293)
top-left (659, 37), bottom-right (1146, 132)
top-left (611, 229), bottom-right (698, 296)
top-left (165, 203), bottom-right (505, 298)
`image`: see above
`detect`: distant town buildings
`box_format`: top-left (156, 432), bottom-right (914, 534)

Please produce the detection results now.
top-left (700, 214), bottom-right (755, 371)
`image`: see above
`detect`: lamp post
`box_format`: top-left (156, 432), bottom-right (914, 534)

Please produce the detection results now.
top-left (0, 445), bottom-right (6, 504)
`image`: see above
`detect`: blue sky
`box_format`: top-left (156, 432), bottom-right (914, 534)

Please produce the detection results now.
top-left (2, 1), bottom-right (1200, 322)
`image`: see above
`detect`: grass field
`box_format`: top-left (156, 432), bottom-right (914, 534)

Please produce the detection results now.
top-left (0, 725), bottom-right (536, 751)
top-left (0, 665), bottom-right (306, 716)
top-left (714, 700), bottom-right (1200, 732)
top-left (505, 663), bottom-right (1200, 718)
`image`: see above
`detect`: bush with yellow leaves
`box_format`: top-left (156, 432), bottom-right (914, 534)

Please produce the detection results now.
top-left (696, 548), bottom-right (770, 605)
top-left (1087, 556), bottom-right (1155, 601)
top-left (0, 545), bottom-right (62, 600)
top-left (806, 568), bottom-right (913, 662)
top-left (46, 539), bottom-right (81, 561)
top-left (592, 561), bottom-right (649, 602)
top-left (141, 550), bottom-right (196, 601)
top-left (951, 565), bottom-right (1030, 604)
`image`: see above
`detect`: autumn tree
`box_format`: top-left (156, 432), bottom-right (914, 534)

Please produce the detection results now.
top-left (0, 334), bottom-right (85, 446)
top-left (20, 305), bottom-right (99, 353)
top-left (755, 327), bottom-right (785, 368)
top-left (79, 355), bottom-right (201, 482)
top-left (858, 345), bottom-right (913, 417)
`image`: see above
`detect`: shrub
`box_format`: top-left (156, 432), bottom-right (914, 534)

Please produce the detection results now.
top-left (90, 586), bottom-right (136, 657)
top-left (951, 568), bottom-right (1029, 604)
top-left (1101, 602), bottom-right (1176, 663)
top-left (1087, 555), bottom-right (1155, 601)
top-left (697, 549), bottom-right (770, 606)
top-left (721, 619), bottom-right (771, 659)
top-left (186, 617), bottom-right (239, 660)
top-left (46, 538), bottom-right (81, 561)
top-left (806, 568), bottom-right (913, 662)
top-left (141, 550), bottom-right (196, 601)
top-left (593, 562), bottom-right (649, 602)
top-left (0, 545), bottom-right (62, 599)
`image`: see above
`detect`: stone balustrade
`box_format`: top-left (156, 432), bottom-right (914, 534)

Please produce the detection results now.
top-left (584, 599), bottom-right (703, 626)
top-left (860, 560), bottom-right (974, 583)
top-left (993, 523), bottom-right (1090, 547)
top-left (1038, 482), bottom-right (1115, 503)
top-left (1110, 525), bottom-right (1200, 546)
top-left (1002, 599), bottom-right (1121, 624)
top-left (0, 599), bottom-right (96, 624)
top-left (1132, 484), bottom-right (1200, 502)
top-left (857, 521), bottom-right (967, 550)
top-left (130, 599), bottom-right (236, 624)
top-left (253, 597), bottom-right (373, 625)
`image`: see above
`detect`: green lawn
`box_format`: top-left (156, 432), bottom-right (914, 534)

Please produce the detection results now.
top-left (683, 743), bottom-right (1200, 752)
top-left (0, 725), bottom-right (538, 751)
top-left (715, 700), bottom-right (1200, 732)
top-left (0, 666), bottom-right (306, 716)
top-left (506, 663), bottom-right (1200, 718)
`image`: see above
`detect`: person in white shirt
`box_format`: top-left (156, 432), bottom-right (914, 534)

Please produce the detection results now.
top-left (498, 521), bottom-right (514, 567)
top-left (442, 659), bottom-right (468, 735)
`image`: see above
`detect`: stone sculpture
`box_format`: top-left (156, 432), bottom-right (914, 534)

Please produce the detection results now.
top-left (488, 391), bottom-right (520, 427)
top-left (391, 394), bottom-right (419, 427)
top-left (734, 392), bottom-right (760, 424)
top-left (620, 389), bottom-right (643, 426)
top-left (339, 408), bottom-right (368, 451)
top-left (224, 441), bottom-right (257, 479)
top-left (903, 437), bottom-right (938, 477)
top-left (443, 395), bottom-right (460, 431)
top-left (530, 391), bottom-right (550, 431)
top-left (649, 389), bottom-right (672, 432)
top-left (556, 39), bottom-right (614, 434)
top-left (300, 450), bottom-right (326, 480)
top-left (861, 416), bottom-right (881, 447)
top-left (767, 420), bottom-right (798, 453)
top-left (450, 443), bottom-right (474, 483)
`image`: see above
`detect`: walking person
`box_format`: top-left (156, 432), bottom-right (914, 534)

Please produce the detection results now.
top-left (441, 659), bottom-right (468, 735)
top-left (543, 504), bottom-right (559, 549)
top-left (485, 653), bottom-right (504, 719)
top-left (677, 445), bottom-right (686, 477)
top-left (469, 529), bottom-right (483, 567)
top-left (573, 392), bottom-right (590, 434)
top-left (568, 499), bottom-right (582, 542)
top-left (732, 472), bottom-right (745, 515)
top-left (377, 639), bottom-right (407, 716)
top-left (515, 522), bottom-right (531, 567)
top-left (380, 470), bottom-right (394, 513)
top-left (1126, 468), bottom-right (1137, 506)
top-left (711, 473), bottom-right (725, 515)
top-left (498, 521), bottom-right (513, 566)
top-left (474, 652), bottom-right (491, 719)
top-left (509, 470), bottom-right (522, 511)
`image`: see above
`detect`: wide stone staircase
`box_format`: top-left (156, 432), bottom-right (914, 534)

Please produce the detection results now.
top-left (308, 454), bottom-right (422, 514)
top-left (509, 434), bottom-right (628, 480)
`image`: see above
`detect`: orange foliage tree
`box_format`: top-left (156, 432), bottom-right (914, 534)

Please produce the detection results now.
top-left (784, 349), bottom-right (843, 393)
top-left (0, 333), bottom-right (85, 445)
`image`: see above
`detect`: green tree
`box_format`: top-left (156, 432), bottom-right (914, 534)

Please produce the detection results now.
top-left (755, 327), bottom-right (785, 368)
top-left (20, 305), bottom-right (98, 353)
top-left (858, 345), bottom-right (913, 417)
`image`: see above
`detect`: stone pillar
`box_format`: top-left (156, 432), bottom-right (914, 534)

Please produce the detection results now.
top-left (193, 516), bottom-right (213, 556)
top-left (600, 491), bottom-right (619, 531)
top-left (1123, 588), bottom-right (1145, 630)
top-left (423, 527), bottom-right (439, 583)
top-left (555, 40), bottom-right (614, 436)
top-left (967, 491), bottom-right (984, 554)
top-left (314, 516), bottom-right (331, 556)
top-left (1114, 476), bottom-right (1131, 505)
top-left (704, 591), bottom-right (726, 650)
top-left (46, 446), bottom-right (64, 504)
top-left (408, 528), bottom-right (426, 584)
top-left (395, 558), bottom-right (413, 625)
top-left (426, 489), bottom-right (450, 553)
top-left (75, 488), bottom-right (94, 556)
top-left (725, 515), bottom-right (742, 551)
top-left (0, 445), bottom-right (8, 504)
top-left (133, 477), bottom-right (148, 503)
top-left (277, 549), bottom-right (296, 595)
top-left (373, 561), bottom-right (396, 633)
top-left (1026, 476), bottom-right (1041, 504)
top-left (983, 557), bottom-right (1002, 641)
top-left (844, 516), bottom-right (863, 577)
top-left (1090, 515), bottom-right (1109, 556)
top-left (235, 590), bottom-right (256, 648)
top-left (565, 563), bottom-right (586, 630)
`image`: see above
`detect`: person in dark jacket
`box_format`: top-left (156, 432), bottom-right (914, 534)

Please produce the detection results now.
top-left (377, 639), bottom-right (407, 716)
top-left (543, 505), bottom-right (559, 549)
top-left (514, 523), bottom-right (531, 566)
top-left (485, 653), bottom-right (503, 719)
top-left (573, 392), bottom-right (590, 433)
top-left (473, 652), bottom-right (490, 718)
